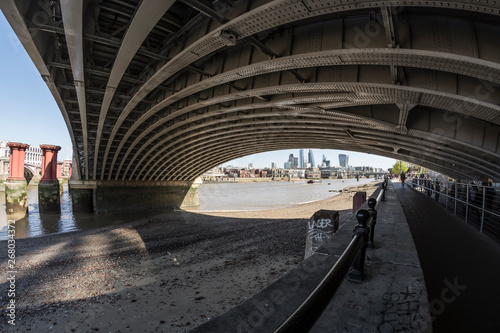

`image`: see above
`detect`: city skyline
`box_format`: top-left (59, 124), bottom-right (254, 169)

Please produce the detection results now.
top-left (224, 149), bottom-right (396, 170)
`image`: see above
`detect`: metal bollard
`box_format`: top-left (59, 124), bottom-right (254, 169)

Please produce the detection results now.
top-left (347, 209), bottom-right (371, 283)
top-left (367, 197), bottom-right (377, 248)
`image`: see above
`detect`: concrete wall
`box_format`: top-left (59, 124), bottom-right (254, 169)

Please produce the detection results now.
top-left (69, 180), bottom-right (197, 215)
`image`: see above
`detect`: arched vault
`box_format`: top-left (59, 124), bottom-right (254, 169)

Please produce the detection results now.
top-left (2, 0), bottom-right (500, 183)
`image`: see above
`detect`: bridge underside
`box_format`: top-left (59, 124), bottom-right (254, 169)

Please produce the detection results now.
top-left (2, 0), bottom-right (500, 188)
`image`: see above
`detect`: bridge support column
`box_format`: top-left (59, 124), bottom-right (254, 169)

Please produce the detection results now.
top-left (5, 143), bottom-right (29, 220)
top-left (69, 182), bottom-right (94, 214)
top-left (69, 180), bottom-right (196, 215)
top-left (180, 177), bottom-right (202, 210)
top-left (38, 145), bottom-right (61, 212)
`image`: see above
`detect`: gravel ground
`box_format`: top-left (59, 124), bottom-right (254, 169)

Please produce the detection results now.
top-left (0, 182), bottom-right (377, 333)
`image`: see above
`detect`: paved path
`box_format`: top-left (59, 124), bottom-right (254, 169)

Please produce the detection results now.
top-left (394, 182), bottom-right (500, 333)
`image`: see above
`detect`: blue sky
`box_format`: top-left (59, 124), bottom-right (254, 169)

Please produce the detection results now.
top-left (0, 11), bottom-right (396, 170)
top-left (0, 12), bottom-right (73, 160)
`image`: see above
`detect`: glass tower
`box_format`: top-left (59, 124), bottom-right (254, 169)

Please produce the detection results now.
top-left (308, 149), bottom-right (315, 168)
top-left (339, 154), bottom-right (349, 168)
top-left (299, 149), bottom-right (305, 168)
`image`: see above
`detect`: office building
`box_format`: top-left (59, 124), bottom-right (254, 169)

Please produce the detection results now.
top-left (339, 154), bottom-right (349, 168)
top-left (299, 149), bottom-right (305, 168)
top-left (308, 149), bottom-right (315, 168)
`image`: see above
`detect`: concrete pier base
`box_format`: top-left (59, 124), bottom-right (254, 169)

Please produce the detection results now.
top-left (180, 177), bottom-right (202, 210)
top-left (69, 180), bottom-right (196, 215)
top-left (5, 179), bottom-right (28, 220)
top-left (69, 187), bottom-right (94, 214)
top-left (38, 180), bottom-right (61, 212)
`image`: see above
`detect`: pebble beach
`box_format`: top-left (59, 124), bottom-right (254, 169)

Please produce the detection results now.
top-left (0, 182), bottom-right (377, 332)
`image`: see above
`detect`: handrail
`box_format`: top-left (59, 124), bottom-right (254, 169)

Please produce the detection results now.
top-left (273, 234), bottom-right (364, 333)
top-left (274, 179), bottom-right (387, 333)
top-left (409, 178), bottom-right (500, 237)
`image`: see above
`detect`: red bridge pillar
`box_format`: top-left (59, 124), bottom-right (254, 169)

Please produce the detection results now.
top-left (7, 142), bottom-right (29, 180)
top-left (40, 145), bottom-right (61, 181)
top-left (38, 145), bottom-right (62, 212)
top-left (5, 143), bottom-right (30, 219)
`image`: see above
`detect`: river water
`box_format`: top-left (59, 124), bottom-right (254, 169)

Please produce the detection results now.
top-left (1, 178), bottom-right (374, 240)
top-left (198, 178), bottom-right (374, 211)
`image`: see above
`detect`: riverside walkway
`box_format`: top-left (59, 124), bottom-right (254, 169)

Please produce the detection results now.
top-left (192, 180), bottom-right (500, 333)
top-left (394, 182), bottom-right (500, 332)
top-left (192, 181), bottom-right (432, 332)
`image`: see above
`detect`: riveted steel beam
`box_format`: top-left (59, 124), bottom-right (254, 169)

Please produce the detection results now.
top-left (5, 0), bottom-right (500, 183)
top-left (106, 48), bottom-right (500, 176)
top-left (94, 0), bottom-right (175, 179)
top-left (60, 0), bottom-right (88, 180)
top-left (101, 0), bottom-right (500, 177)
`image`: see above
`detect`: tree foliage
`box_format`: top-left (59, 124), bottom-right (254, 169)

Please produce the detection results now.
top-left (391, 160), bottom-right (409, 174)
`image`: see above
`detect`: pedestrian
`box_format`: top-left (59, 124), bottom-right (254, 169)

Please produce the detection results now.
top-left (400, 171), bottom-right (406, 187)
top-left (435, 181), bottom-right (440, 202)
top-left (485, 182), bottom-right (496, 213)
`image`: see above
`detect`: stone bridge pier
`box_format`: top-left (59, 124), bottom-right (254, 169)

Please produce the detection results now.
top-left (38, 145), bottom-right (61, 212)
top-left (5, 142), bottom-right (29, 220)
top-left (69, 178), bottom-right (201, 215)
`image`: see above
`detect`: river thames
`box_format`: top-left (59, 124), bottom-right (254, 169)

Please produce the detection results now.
top-left (0, 178), bottom-right (374, 239)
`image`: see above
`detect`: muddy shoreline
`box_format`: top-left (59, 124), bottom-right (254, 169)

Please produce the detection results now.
top-left (0, 182), bottom-right (378, 332)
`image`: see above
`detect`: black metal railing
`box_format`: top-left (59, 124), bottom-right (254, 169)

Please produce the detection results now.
top-left (409, 178), bottom-right (500, 241)
top-left (274, 179), bottom-right (387, 333)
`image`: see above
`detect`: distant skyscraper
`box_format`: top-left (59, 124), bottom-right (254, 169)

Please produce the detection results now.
top-left (299, 149), bottom-right (305, 168)
top-left (322, 154), bottom-right (330, 167)
top-left (286, 154), bottom-right (296, 169)
top-left (308, 149), bottom-right (315, 168)
top-left (271, 162), bottom-right (276, 169)
top-left (339, 154), bottom-right (349, 168)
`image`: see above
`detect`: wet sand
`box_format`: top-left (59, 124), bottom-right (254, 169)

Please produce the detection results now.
top-left (0, 182), bottom-right (378, 332)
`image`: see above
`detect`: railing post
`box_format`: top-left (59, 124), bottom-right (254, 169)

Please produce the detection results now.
top-left (454, 181), bottom-right (458, 215)
top-left (446, 182), bottom-right (449, 210)
top-left (367, 197), bottom-right (377, 248)
top-left (481, 188), bottom-right (486, 232)
top-left (465, 184), bottom-right (469, 223)
top-left (347, 209), bottom-right (371, 283)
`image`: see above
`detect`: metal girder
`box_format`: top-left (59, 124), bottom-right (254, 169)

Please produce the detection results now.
top-left (47, 61), bottom-right (149, 84)
top-left (4, 0), bottom-right (500, 183)
top-left (107, 48), bottom-right (500, 159)
top-left (94, 0), bottom-right (175, 179)
top-left (100, 0), bottom-right (500, 176)
top-left (112, 80), bottom-right (498, 180)
top-left (396, 103), bottom-right (416, 131)
top-left (166, 137), bottom-right (472, 182)
top-left (60, 0), bottom-right (89, 177)
top-left (118, 103), bottom-right (390, 179)
top-left (32, 23), bottom-right (172, 62)
top-left (173, 135), bottom-right (478, 181)
top-left (135, 112), bottom-right (499, 181)
top-left (381, 7), bottom-right (396, 48)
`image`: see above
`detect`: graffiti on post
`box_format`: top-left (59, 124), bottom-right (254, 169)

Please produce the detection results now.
top-left (305, 210), bottom-right (339, 258)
